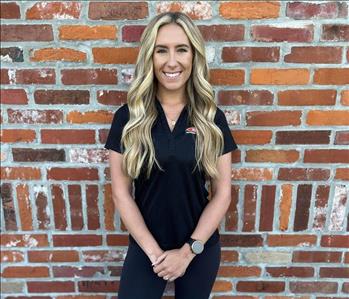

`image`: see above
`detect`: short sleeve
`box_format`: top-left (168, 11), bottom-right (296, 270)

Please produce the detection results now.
top-left (214, 107), bottom-right (238, 155)
top-left (104, 104), bottom-right (129, 154)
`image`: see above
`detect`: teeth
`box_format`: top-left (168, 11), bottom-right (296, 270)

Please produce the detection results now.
top-left (164, 72), bottom-right (181, 78)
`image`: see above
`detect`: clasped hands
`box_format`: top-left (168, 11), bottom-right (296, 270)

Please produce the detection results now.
top-left (149, 245), bottom-right (196, 282)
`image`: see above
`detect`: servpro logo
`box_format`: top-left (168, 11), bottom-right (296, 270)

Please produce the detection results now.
top-left (185, 127), bottom-right (197, 134)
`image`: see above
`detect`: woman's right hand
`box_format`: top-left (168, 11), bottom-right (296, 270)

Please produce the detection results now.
top-left (148, 249), bottom-right (164, 265)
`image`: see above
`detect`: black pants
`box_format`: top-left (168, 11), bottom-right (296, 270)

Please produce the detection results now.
top-left (118, 240), bottom-right (221, 299)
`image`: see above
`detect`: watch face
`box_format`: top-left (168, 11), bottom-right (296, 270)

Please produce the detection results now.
top-left (192, 240), bottom-right (204, 254)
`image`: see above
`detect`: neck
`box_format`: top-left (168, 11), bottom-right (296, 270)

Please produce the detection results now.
top-left (156, 91), bottom-right (187, 107)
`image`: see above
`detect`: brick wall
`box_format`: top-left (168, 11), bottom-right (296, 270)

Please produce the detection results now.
top-left (1, 1), bottom-right (348, 298)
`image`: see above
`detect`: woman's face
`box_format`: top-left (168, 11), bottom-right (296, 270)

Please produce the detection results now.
top-left (153, 23), bottom-right (193, 95)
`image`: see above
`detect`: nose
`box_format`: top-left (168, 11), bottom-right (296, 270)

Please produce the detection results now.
top-left (167, 50), bottom-right (178, 67)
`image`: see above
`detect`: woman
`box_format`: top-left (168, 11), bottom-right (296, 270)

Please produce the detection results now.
top-left (104, 11), bottom-right (238, 299)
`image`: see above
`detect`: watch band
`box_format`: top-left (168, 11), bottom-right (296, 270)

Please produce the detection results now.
top-left (186, 237), bottom-right (204, 254)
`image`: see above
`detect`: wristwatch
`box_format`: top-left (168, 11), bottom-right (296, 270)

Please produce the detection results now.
top-left (186, 237), bottom-right (204, 254)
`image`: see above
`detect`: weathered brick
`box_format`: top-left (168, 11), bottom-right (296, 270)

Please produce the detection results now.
top-left (322, 24), bottom-right (349, 41)
top-left (220, 1), bottom-right (280, 19)
top-left (251, 69), bottom-right (309, 85)
top-left (2, 266), bottom-right (49, 278)
top-left (1, 47), bottom-right (24, 62)
top-left (1, 250), bottom-right (24, 263)
top-left (276, 130), bottom-right (330, 144)
top-left (321, 235), bottom-right (349, 248)
top-left (86, 185), bottom-right (100, 230)
top-left (156, 1), bottom-right (212, 20)
top-left (284, 47), bottom-right (342, 63)
top-left (236, 281), bottom-right (285, 292)
top-left (97, 90), bottom-right (127, 106)
top-left (218, 90), bottom-right (273, 106)
top-left (278, 89), bottom-right (336, 106)
top-left (268, 234), bottom-right (317, 247)
top-left (82, 249), bottom-right (125, 262)
top-left (30, 48), bottom-right (86, 62)
top-left (47, 168), bottom-right (99, 181)
top-left (59, 25), bottom-right (117, 40)
top-left (198, 25), bottom-right (244, 41)
top-left (0, 25), bottom-right (53, 41)
top-left (26, 2), bottom-right (81, 19)
top-left (278, 168), bottom-right (330, 181)
top-left (246, 150), bottom-right (299, 163)
top-left (8, 109), bottom-right (62, 124)
top-left (28, 250), bottom-right (79, 263)
top-left (246, 110), bottom-right (302, 126)
top-left (290, 281), bottom-right (337, 293)
top-left (68, 185), bottom-right (83, 230)
top-left (218, 265), bottom-right (261, 277)
top-left (104, 183), bottom-right (115, 231)
top-left (35, 188), bottom-right (50, 230)
top-left (307, 110), bottom-right (349, 126)
top-left (53, 234), bottom-right (103, 247)
top-left (212, 280), bottom-right (233, 292)
top-left (314, 68), bottom-right (349, 84)
top-left (61, 69), bottom-right (117, 85)
top-left (335, 131), bottom-right (349, 145)
top-left (287, 2), bottom-right (340, 19)
top-left (225, 185), bottom-right (239, 231)
top-left (279, 184), bottom-right (293, 231)
top-left (0, 129), bottom-right (36, 143)
top-left (27, 281), bottom-right (75, 293)
top-left (252, 25), bottom-right (313, 42)
top-left (122, 25), bottom-right (145, 42)
top-left (222, 47), bottom-right (279, 62)
top-left (0, 89), bottom-right (28, 104)
top-left (16, 184), bottom-right (33, 231)
top-left (89, 2), bottom-right (148, 20)
top-left (210, 69), bottom-right (244, 85)
top-left (67, 110), bottom-right (113, 124)
top-left (320, 267), bottom-right (349, 278)
top-left (93, 47), bottom-right (139, 64)
top-left (1, 182), bottom-right (18, 230)
top-left (34, 90), bottom-right (90, 105)
top-left (313, 185), bottom-right (330, 230)
top-left (293, 251), bottom-right (341, 263)
top-left (51, 184), bottom-right (67, 230)
top-left (53, 266), bottom-right (104, 278)
top-left (1, 234), bottom-right (48, 247)
top-left (41, 129), bottom-right (95, 144)
top-left (1, 167), bottom-right (41, 180)
top-left (243, 184), bottom-right (257, 232)
top-left (220, 234), bottom-right (263, 247)
top-left (1, 2), bottom-right (21, 19)
top-left (12, 148), bottom-right (65, 162)
top-left (266, 266), bottom-right (314, 277)
top-left (294, 185), bottom-right (312, 231)
top-left (231, 168), bottom-right (273, 181)
top-left (304, 149), bottom-right (349, 163)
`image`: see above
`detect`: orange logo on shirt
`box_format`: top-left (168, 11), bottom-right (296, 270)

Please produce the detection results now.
top-left (185, 127), bottom-right (197, 134)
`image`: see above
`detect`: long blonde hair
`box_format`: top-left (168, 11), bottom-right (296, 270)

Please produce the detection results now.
top-left (120, 12), bottom-right (225, 181)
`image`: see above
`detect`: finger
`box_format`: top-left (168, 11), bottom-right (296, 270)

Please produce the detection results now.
top-left (152, 253), bottom-right (167, 266)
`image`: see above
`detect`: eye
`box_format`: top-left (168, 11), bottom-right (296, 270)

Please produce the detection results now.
top-left (178, 48), bottom-right (187, 52)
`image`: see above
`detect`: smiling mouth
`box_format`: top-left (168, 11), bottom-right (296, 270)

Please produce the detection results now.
top-left (163, 71), bottom-right (182, 79)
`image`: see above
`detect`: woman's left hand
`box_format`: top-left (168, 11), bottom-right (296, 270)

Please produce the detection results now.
top-left (152, 246), bottom-right (195, 282)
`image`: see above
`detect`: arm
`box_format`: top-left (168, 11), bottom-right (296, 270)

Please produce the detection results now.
top-left (108, 150), bottom-right (163, 261)
top-left (180, 151), bottom-right (232, 257)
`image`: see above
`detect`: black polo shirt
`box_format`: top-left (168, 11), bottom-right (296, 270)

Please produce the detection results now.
top-left (104, 97), bottom-right (238, 250)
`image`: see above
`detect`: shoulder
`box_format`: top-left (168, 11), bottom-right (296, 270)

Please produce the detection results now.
top-left (113, 103), bottom-right (129, 122)
top-left (213, 106), bottom-right (226, 124)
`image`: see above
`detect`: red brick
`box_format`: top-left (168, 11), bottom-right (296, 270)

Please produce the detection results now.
top-left (93, 47), bottom-right (139, 64)
top-left (12, 148), bottom-right (65, 162)
top-left (322, 24), bottom-right (349, 41)
top-left (16, 184), bottom-right (33, 231)
top-left (252, 25), bottom-right (313, 42)
top-left (222, 47), bottom-right (279, 62)
top-left (218, 90), bottom-right (273, 106)
top-left (314, 68), bottom-right (349, 85)
top-left (53, 234), bottom-right (102, 247)
top-left (2, 266), bottom-right (49, 278)
top-left (97, 90), bottom-right (127, 106)
top-left (293, 251), bottom-right (341, 263)
top-left (0, 89), bottom-right (28, 104)
top-left (268, 234), bottom-right (317, 247)
top-left (2, 69), bottom-right (55, 85)
top-left (82, 250), bottom-right (125, 262)
top-left (78, 280), bottom-right (119, 292)
top-left (307, 110), bottom-right (349, 126)
top-left (279, 184), bottom-right (293, 231)
top-left (30, 48), bottom-right (86, 62)
top-left (106, 234), bottom-right (132, 246)
top-left (320, 267), bottom-right (349, 278)
top-left (220, 1), bottom-right (280, 19)
top-left (321, 235), bottom-right (349, 248)
top-left (61, 69), bottom-right (117, 85)
top-left (199, 25), bottom-right (244, 41)
top-left (1, 167), bottom-right (41, 180)
top-left (233, 130), bottom-right (272, 145)
top-left (210, 69), bottom-right (244, 85)
top-left (251, 69), bottom-right (309, 85)
top-left (1, 234), bottom-right (48, 247)
top-left (88, 2), bottom-right (148, 20)
top-left (278, 89), bottom-right (336, 106)
top-left (220, 250), bottom-right (239, 263)
top-left (313, 185), bottom-right (330, 230)
top-left (220, 234), bottom-right (263, 247)
top-left (8, 109), bottom-right (62, 124)
top-left (59, 25), bottom-right (117, 40)
top-left (35, 90), bottom-right (90, 105)
top-left (1, 250), bottom-right (24, 263)
top-left (276, 130), bottom-right (330, 144)
top-left (86, 184), bottom-right (100, 230)
top-left (1, 182), bottom-right (18, 230)
top-left (218, 266), bottom-right (261, 277)
top-left (68, 185), bottom-right (83, 230)
top-left (225, 185), bottom-right (240, 231)
top-left (26, 2), bottom-right (81, 19)
top-left (243, 184), bottom-right (257, 232)
top-left (246, 150), bottom-right (299, 163)
top-left (246, 110), bottom-right (301, 126)
top-left (28, 250), bottom-right (79, 263)
top-left (278, 168), bottom-right (330, 181)
top-left (285, 47), bottom-right (342, 63)
top-left (231, 168), bottom-right (273, 181)
top-left (0, 25), bottom-right (53, 41)
top-left (35, 189), bottom-right (50, 229)
top-left (294, 185), bottom-right (312, 231)
top-left (67, 110), bottom-right (112, 124)
top-left (266, 267), bottom-right (314, 277)
top-left (1, 2), bottom-right (20, 19)
top-left (122, 25), bottom-right (145, 42)
top-left (259, 185), bottom-right (276, 231)
top-left (156, 1), bottom-right (212, 20)
top-left (341, 90), bottom-right (349, 106)
top-left (1, 129), bottom-right (36, 143)
top-left (47, 167), bottom-right (99, 181)
top-left (104, 183), bottom-right (115, 230)
top-left (27, 281), bottom-right (75, 293)
top-left (237, 281), bottom-right (285, 292)
top-left (51, 184), bottom-right (67, 230)
top-left (56, 296), bottom-right (106, 299)
top-left (304, 149), bottom-right (349, 163)
top-left (287, 2), bottom-right (340, 19)
top-left (290, 281), bottom-right (337, 293)
top-left (335, 168), bottom-right (349, 180)
top-left (41, 129), bottom-right (95, 144)
top-left (343, 282), bottom-right (349, 293)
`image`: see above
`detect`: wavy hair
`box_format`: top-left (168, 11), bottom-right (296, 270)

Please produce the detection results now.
top-left (120, 11), bottom-right (225, 181)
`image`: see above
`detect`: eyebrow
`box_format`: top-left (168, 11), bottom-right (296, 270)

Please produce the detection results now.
top-left (154, 44), bottom-right (190, 49)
